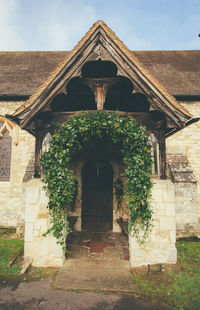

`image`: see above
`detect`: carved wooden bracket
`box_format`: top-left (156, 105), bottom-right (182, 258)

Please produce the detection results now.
top-left (82, 78), bottom-right (117, 110)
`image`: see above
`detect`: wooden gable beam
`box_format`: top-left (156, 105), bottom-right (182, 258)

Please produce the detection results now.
top-left (17, 24), bottom-right (190, 130)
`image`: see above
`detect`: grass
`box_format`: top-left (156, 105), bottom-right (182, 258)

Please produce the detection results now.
top-left (0, 238), bottom-right (24, 276)
top-left (0, 232), bottom-right (199, 309)
top-left (23, 266), bottom-right (59, 281)
top-left (0, 233), bottom-right (58, 280)
top-left (133, 239), bottom-right (200, 310)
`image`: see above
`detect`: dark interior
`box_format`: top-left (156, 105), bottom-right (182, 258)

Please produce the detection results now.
top-left (81, 60), bottom-right (118, 78)
top-left (51, 77), bottom-right (96, 111)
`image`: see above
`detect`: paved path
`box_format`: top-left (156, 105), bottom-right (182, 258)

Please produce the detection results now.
top-left (0, 278), bottom-right (165, 310)
top-left (0, 232), bottom-right (167, 309)
top-left (54, 232), bottom-right (137, 293)
top-left (53, 258), bottom-right (138, 293)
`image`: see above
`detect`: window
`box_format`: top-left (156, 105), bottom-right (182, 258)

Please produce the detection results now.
top-left (0, 127), bottom-right (12, 181)
top-left (148, 133), bottom-right (159, 176)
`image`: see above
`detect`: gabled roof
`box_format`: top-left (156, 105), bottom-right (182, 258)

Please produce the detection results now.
top-left (0, 51), bottom-right (68, 96)
top-left (134, 50), bottom-right (200, 96)
top-left (12, 20), bottom-right (192, 125)
top-left (0, 50), bottom-right (199, 97)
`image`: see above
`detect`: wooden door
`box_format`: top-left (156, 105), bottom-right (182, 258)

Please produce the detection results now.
top-left (82, 161), bottom-right (113, 232)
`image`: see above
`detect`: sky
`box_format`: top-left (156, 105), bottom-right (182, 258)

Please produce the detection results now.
top-left (0, 0), bottom-right (199, 51)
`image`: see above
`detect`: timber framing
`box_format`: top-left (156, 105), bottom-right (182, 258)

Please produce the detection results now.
top-left (10, 20), bottom-right (194, 180)
top-left (12, 20), bottom-right (191, 132)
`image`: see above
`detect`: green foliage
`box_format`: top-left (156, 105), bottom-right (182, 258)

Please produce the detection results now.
top-left (134, 240), bottom-right (200, 310)
top-left (40, 111), bottom-right (153, 246)
top-left (114, 178), bottom-right (124, 209)
top-left (0, 238), bottom-right (24, 275)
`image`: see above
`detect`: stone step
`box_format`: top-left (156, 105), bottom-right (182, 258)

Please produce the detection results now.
top-left (53, 259), bottom-right (138, 293)
top-left (64, 258), bottom-right (130, 269)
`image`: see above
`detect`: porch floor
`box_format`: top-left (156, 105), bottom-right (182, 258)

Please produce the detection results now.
top-left (53, 232), bottom-right (138, 293)
top-left (66, 231), bottom-right (129, 261)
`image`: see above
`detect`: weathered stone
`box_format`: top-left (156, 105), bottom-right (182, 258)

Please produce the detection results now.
top-left (129, 179), bottom-right (177, 267)
top-left (25, 209), bottom-right (35, 223)
top-left (25, 223), bottom-right (33, 242)
top-left (23, 187), bottom-right (39, 204)
top-left (166, 204), bottom-right (176, 217)
top-left (40, 190), bottom-right (49, 204)
top-left (163, 190), bottom-right (175, 203)
top-left (160, 216), bottom-right (176, 230)
top-left (23, 179), bottom-right (65, 267)
top-left (167, 248), bottom-right (177, 262)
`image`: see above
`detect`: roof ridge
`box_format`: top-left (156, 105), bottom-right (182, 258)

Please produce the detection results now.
top-left (99, 23), bottom-right (191, 117)
top-left (13, 20), bottom-right (191, 119)
top-left (13, 21), bottom-right (103, 116)
top-left (133, 50), bottom-right (200, 52)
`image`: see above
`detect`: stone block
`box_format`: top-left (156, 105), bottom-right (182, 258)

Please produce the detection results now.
top-left (160, 216), bottom-right (176, 230)
top-left (38, 242), bottom-right (49, 256)
top-left (151, 189), bottom-right (163, 202)
top-left (52, 258), bottom-right (64, 267)
top-left (132, 249), bottom-right (146, 257)
top-left (49, 243), bottom-right (64, 258)
top-left (151, 231), bottom-right (169, 244)
top-left (23, 187), bottom-right (39, 204)
top-left (24, 241), bottom-right (37, 257)
top-left (40, 190), bottom-right (49, 204)
top-left (38, 219), bottom-right (48, 234)
top-left (25, 223), bottom-right (33, 241)
top-left (33, 229), bottom-right (39, 238)
top-left (166, 204), bottom-right (176, 216)
top-left (7, 220), bottom-right (18, 226)
top-left (148, 248), bottom-right (167, 260)
top-left (155, 202), bottom-right (166, 210)
top-left (163, 190), bottom-right (175, 203)
top-left (25, 208), bottom-right (35, 222)
top-left (167, 248), bottom-right (177, 263)
top-left (170, 230), bottom-right (176, 243)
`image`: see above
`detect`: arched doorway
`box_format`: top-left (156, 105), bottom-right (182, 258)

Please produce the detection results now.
top-left (82, 161), bottom-right (113, 232)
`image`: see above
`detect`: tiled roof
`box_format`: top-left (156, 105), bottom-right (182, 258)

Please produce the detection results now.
top-left (0, 51), bottom-right (68, 96)
top-left (1, 50), bottom-right (199, 98)
top-left (133, 50), bottom-right (200, 96)
top-left (0, 21), bottom-right (195, 118)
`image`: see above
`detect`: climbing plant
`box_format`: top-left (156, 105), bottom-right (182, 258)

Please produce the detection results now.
top-left (114, 178), bottom-right (124, 210)
top-left (40, 111), bottom-right (153, 247)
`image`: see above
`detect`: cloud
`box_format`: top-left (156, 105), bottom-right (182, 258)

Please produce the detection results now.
top-left (35, 0), bottom-right (97, 50)
top-left (0, 0), bottom-right (97, 50)
top-left (0, 0), bottom-right (199, 50)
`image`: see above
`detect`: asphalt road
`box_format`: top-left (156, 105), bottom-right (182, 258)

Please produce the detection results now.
top-left (0, 278), bottom-right (165, 310)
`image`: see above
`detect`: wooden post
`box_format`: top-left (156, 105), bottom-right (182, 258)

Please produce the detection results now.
top-left (34, 129), bottom-right (43, 178)
top-left (159, 132), bottom-right (167, 179)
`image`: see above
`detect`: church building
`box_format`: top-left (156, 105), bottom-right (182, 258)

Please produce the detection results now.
top-left (0, 20), bottom-right (200, 267)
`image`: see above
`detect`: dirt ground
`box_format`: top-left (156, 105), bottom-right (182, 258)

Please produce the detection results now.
top-left (0, 278), bottom-right (165, 310)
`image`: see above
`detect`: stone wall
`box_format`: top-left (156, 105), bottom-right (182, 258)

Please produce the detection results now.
top-left (168, 154), bottom-right (199, 238)
top-left (23, 179), bottom-right (65, 267)
top-left (0, 101), bottom-right (35, 229)
top-left (129, 179), bottom-right (177, 267)
top-left (0, 130), bottom-right (12, 181)
top-left (0, 101), bottom-right (23, 115)
top-left (166, 100), bottom-right (200, 234)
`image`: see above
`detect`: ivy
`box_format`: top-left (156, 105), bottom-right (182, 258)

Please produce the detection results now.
top-left (40, 111), bottom-right (153, 247)
top-left (114, 178), bottom-right (124, 210)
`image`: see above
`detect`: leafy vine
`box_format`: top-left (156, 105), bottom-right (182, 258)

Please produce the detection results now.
top-left (40, 111), bottom-right (153, 247)
top-left (114, 178), bottom-right (124, 210)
